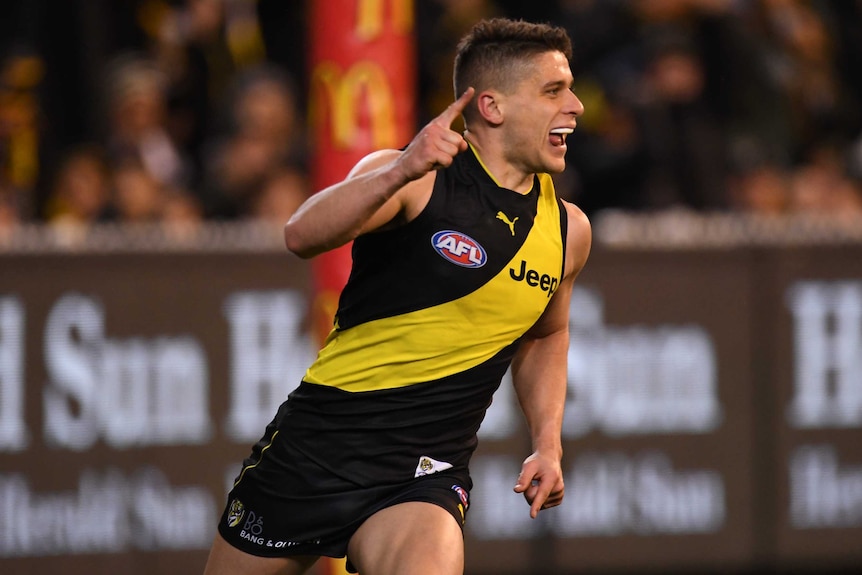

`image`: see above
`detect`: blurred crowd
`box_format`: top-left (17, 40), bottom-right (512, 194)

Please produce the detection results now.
top-left (1, 0), bottom-right (861, 239)
top-left (417, 0), bottom-right (862, 218)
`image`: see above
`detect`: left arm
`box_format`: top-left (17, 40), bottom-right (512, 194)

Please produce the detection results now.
top-left (512, 202), bottom-right (591, 518)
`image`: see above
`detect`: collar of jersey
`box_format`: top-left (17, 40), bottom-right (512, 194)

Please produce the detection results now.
top-left (466, 142), bottom-right (502, 187)
top-left (466, 142), bottom-right (539, 197)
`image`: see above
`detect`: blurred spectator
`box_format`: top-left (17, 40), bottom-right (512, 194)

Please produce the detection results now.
top-left (108, 159), bottom-right (166, 223)
top-left (163, 185), bottom-right (204, 222)
top-left (565, 78), bottom-right (648, 214)
top-left (103, 53), bottom-right (191, 190)
top-left (144, 0), bottom-right (266, 79)
top-left (43, 144), bottom-right (112, 227)
top-left (0, 182), bottom-right (22, 242)
top-left (201, 64), bottom-right (305, 218)
top-left (249, 164), bottom-right (309, 226)
top-left (417, 0), bottom-right (503, 124)
top-left (746, 1), bottom-right (860, 159)
top-left (557, 0), bottom-right (640, 80)
top-left (727, 141), bottom-right (862, 218)
top-left (2, 0), bottom-right (861, 226)
top-left (787, 142), bottom-right (862, 216)
top-left (851, 135), bottom-right (862, 184)
top-left (562, 0), bottom-right (758, 214)
top-left (0, 47), bottom-right (44, 219)
top-left (727, 162), bottom-right (791, 216)
top-left (137, 0), bottom-right (269, 179)
top-left (162, 184), bottom-right (205, 240)
top-left (632, 31), bottom-right (728, 210)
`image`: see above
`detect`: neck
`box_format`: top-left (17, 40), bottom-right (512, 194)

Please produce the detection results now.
top-left (464, 132), bottom-right (535, 194)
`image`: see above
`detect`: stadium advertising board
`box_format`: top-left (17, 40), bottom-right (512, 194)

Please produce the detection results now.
top-left (468, 250), bottom-right (757, 573)
top-left (1, 243), bottom-right (861, 574)
top-left (769, 248), bottom-right (862, 571)
top-left (0, 251), bottom-right (314, 574)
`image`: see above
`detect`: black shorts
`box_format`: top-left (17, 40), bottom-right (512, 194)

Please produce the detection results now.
top-left (216, 388), bottom-right (473, 565)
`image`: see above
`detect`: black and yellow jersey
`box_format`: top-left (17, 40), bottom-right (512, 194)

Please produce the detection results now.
top-left (280, 145), bottom-right (568, 486)
top-left (306, 145), bottom-right (567, 391)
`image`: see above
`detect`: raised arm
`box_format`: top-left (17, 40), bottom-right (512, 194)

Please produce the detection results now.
top-left (512, 202), bottom-right (591, 518)
top-left (283, 88), bottom-right (475, 259)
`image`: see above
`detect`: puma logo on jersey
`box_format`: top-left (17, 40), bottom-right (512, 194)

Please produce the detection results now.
top-left (432, 230), bottom-right (487, 268)
top-left (496, 211), bottom-right (518, 236)
top-left (509, 259), bottom-right (558, 297)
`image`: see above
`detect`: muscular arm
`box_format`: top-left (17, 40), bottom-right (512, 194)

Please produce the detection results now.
top-left (284, 88), bottom-right (475, 259)
top-left (283, 151), bottom-right (418, 258)
top-left (512, 202), bottom-right (591, 518)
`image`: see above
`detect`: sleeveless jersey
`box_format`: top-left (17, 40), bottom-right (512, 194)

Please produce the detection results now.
top-left (284, 146), bottom-right (568, 486)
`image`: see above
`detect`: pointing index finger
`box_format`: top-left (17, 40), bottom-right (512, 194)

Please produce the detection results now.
top-left (435, 87), bottom-right (474, 128)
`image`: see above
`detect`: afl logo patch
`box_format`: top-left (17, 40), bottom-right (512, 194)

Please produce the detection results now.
top-left (451, 485), bottom-right (469, 509)
top-left (431, 230), bottom-right (487, 268)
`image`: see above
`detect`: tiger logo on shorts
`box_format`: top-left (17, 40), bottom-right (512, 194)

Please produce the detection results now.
top-left (415, 455), bottom-right (453, 477)
top-left (227, 499), bottom-right (245, 528)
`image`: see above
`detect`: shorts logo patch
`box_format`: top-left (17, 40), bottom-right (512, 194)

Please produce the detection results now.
top-left (414, 455), bottom-right (453, 477)
top-left (431, 230), bottom-right (487, 268)
top-left (452, 484), bottom-right (469, 523)
top-left (227, 498), bottom-right (245, 528)
top-left (451, 485), bottom-right (469, 509)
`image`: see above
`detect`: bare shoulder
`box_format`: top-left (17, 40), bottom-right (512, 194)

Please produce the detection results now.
top-left (347, 149), bottom-right (404, 178)
top-left (349, 148), bottom-right (437, 232)
top-left (561, 199), bottom-right (592, 278)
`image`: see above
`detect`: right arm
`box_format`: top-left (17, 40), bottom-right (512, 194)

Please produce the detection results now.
top-left (283, 87), bottom-right (475, 259)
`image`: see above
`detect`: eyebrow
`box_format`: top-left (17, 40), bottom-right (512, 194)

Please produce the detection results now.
top-left (543, 79), bottom-right (574, 90)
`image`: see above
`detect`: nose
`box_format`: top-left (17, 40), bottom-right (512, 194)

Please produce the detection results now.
top-left (568, 91), bottom-right (585, 117)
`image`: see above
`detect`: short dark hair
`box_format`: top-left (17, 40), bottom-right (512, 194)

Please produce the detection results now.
top-left (453, 18), bottom-right (573, 112)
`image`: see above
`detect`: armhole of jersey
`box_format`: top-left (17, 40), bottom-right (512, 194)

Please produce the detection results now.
top-left (364, 171), bottom-right (440, 237)
top-left (410, 169), bottom-right (445, 226)
top-left (557, 197), bottom-right (569, 279)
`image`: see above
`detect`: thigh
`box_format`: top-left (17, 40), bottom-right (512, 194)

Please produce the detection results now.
top-left (347, 502), bottom-right (465, 575)
top-left (203, 532), bottom-right (319, 575)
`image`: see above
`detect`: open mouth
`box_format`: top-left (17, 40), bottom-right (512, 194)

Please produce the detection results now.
top-left (549, 127), bottom-right (573, 147)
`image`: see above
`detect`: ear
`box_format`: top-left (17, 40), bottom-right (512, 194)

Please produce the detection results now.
top-left (476, 90), bottom-right (504, 126)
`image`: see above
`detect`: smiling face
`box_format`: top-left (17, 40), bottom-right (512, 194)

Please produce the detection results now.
top-left (499, 51), bottom-right (583, 175)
